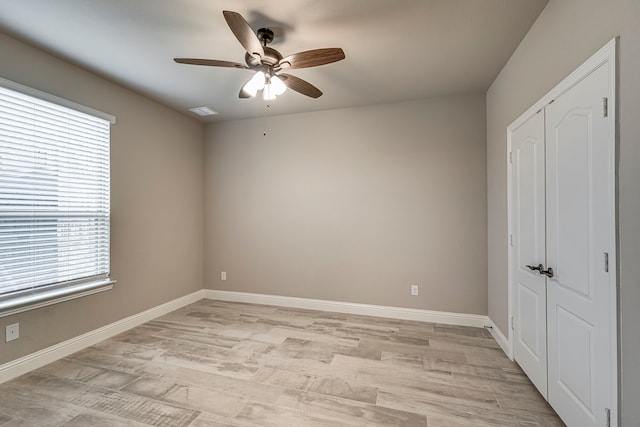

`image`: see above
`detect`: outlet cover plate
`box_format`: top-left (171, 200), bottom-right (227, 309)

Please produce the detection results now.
top-left (5, 323), bottom-right (19, 342)
top-left (411, 285), bottom-right (419, 296)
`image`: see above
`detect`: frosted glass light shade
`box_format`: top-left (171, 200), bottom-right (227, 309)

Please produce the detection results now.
top-left (242, 71), bottom-right (265, 97)
top-left (271, 76), bottom-right (287, 96)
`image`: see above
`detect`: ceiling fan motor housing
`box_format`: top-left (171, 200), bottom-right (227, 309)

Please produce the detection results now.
top-left (245, 45), bottom-right (282, 67)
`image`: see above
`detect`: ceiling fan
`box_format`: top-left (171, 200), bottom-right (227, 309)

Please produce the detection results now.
top-left (174, 10), bottom-right (345, 100)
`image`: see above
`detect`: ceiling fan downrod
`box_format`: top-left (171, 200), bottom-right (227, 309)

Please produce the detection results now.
top-left (257, 28), bottom-right (274, 47)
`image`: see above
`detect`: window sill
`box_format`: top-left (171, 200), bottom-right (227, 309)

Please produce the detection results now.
top-left (0, 279), bottom-right (116, 318)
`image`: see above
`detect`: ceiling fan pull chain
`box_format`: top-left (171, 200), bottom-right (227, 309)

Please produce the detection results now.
top-left (263, 106), bottom-right (270, 136)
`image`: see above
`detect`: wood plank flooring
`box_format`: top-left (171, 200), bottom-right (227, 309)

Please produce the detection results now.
top-left (0, 300), bottom-right (565, 426)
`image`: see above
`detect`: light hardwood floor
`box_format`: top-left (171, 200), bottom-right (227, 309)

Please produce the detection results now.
top-left (0, 299), bottom-right (564, 426)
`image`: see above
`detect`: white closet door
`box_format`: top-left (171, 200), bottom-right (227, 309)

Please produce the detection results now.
top-left (545, 63), bottom-right (613, 427)
top-left (511, 111), bottom-right (548, 397)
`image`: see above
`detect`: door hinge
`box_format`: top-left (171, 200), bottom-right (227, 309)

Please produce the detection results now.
top-left (605, 407), bottom-right (611, 427)
top-left (602, 97), bottom-right (609, 118)
top-left (509, 151), bottom-right (513, 163)
top-left (510, 234), bottom-right (513, 247)
top-left (604, 252), bottom-right (609, 272)
top-left (510, 316), bottom-right (515, 331)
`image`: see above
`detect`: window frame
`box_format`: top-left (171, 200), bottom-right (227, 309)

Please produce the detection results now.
top-left (0, 77), bottom-right (116, 317)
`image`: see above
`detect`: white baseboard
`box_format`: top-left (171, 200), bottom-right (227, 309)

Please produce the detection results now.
top-left (204, 290), bottom-right (490, 328)
top-left (0, 289), bottom-right (205, 384)
top-left (487, 317), bottom-right (512, 359)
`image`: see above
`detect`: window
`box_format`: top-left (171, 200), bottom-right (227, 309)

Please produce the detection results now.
top-left (0, 78), bottom-right (115, 315)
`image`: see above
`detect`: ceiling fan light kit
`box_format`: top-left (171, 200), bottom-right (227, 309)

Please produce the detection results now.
top-left (240, 69), bottom-right (287, 100)
top-left (174, 10), bottom-right (345, 102)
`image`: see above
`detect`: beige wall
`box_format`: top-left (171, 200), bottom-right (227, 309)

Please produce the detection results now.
top-left (486, 0), bottom-right (640, 423)
top-left (0, 33), bottom-right (205, 365)
top-left (205, 94), bottom-right (487, 314)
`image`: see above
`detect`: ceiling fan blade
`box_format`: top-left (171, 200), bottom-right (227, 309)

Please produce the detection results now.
top-left (277, 48), bottom-right (345, 70)
top-left (280, 73), bottom-right (323, 98)
top-left (174, 58), bottom-right (248, 69)
top-left (223, 10), bottom-right (264, 60)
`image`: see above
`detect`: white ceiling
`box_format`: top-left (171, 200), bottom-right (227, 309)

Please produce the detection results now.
top-left (0, 0), bottom-right (548, 122)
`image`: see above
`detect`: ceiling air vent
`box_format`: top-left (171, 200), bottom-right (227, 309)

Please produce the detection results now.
top-left (189, 106), bottom-right (218, 116)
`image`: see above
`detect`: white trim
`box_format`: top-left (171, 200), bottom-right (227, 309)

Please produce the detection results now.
top-left (0, 290), bottom-right (204, 384)
top-left (609, 38), bottom-right (619, 427)
top-left (0, 75), bottom-right (116, 124)
top-left (204, 290), bottom-right (490, 328)
top-left (487, 318), bottom-right (512, 359)
top-left (506, 37), bottom-right (618, 426)
top-left (507, 38), bottom-right (616, 133)
top-left (507, 118), bottom-right (515, 360)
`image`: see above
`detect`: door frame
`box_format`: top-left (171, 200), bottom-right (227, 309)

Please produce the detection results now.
top-left (506, 37), bottom-right (618, 424)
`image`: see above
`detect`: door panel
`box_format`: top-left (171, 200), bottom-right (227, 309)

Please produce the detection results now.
top-left (553, 108), bottom-right (591, 298)
top-left (518, 285), bottom-right (543, 355)
top-left (545, 63), bottom-right (612, 427)
top-left (511, 111), bottom-right (547, 397)
top-left (556, 306), bottom-right (594, 411)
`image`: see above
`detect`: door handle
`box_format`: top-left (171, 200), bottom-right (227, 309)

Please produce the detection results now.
top-left (526, 264), bottom-right (543, 272)
top-left (526, 264), bottom-right (554, 278)
top-left (541, 267), bottom-right (554, 278)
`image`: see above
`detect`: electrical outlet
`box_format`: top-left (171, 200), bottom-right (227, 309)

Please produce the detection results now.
top-left (5, 323), bottom-right (19, 342)
top-left (221, 271), bottom-right (227, 281)
top-left (411, 285), bottom-right (419, 296)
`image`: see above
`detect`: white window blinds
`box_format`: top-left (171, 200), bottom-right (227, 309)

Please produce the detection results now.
top-left (0, 82), bottom-right (112, 307)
